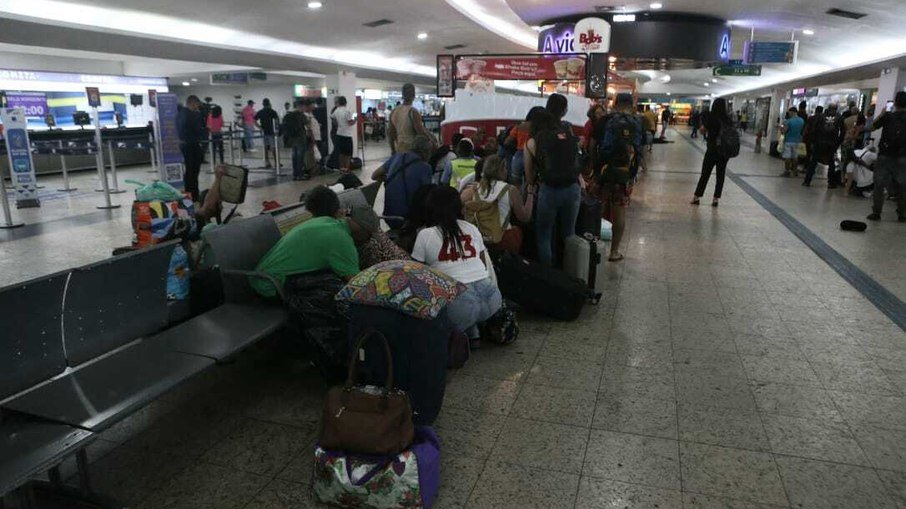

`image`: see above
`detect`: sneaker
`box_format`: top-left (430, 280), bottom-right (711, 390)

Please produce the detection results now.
top-left (867, 213), bottom-right (881, 221)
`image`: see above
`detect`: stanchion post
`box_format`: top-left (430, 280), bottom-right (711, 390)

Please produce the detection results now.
top-left (274, 120), bottom-right (285, 177)
top-left (0, 172), bottom-right (24, 229)
top-left (57, 141), bottom-right (77, 192)
top-left (93, 107), bottom-right (120, 210)
top-left (228, 125), bottom-right (236, 164)
top-left (106, 141), bottom-right (125, 194)
top-left (208, 131), bottom-right (216, 174)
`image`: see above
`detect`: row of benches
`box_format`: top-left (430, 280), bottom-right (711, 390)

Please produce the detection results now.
top-left (0, 214), bottom-right (287, 504)
top-left (0, 181), bottom-right (381, 504)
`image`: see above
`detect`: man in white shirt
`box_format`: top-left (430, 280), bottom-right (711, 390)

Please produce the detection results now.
top-left (331, 96), bottom-right (356, 172)
top-left (304, 99), bottom-right (322, 170)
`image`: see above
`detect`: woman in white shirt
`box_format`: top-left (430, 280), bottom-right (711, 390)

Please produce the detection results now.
top-left (330, 96), bottom-right (356, 171)
top-left (411, 186), bottom-right (502, 348)
top-left (461, 155), bottom-right (534, 254)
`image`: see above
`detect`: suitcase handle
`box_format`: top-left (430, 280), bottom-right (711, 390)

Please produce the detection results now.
top-left (582, 233), bottom-right (602, 305)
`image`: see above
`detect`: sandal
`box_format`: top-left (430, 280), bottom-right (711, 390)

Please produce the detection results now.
top-left (690, 198), bottom-right (701, 205)
top-left (608, 253), bottom-right (625, 262)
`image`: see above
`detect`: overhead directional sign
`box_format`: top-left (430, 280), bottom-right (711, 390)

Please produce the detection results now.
top-left (713, 64), bottom-right (762, 77)
top-left (744, 41), bottom-right (798, 64)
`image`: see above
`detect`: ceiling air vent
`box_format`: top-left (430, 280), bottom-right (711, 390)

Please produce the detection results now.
top-left (444, 44), bottom-right (467, 50)
top-left (362, 19), bottom-right (394, 28)
top-left (826, 8), bottom-right (867, 20)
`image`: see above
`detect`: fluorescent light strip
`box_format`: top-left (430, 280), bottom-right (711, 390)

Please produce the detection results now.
top-left (0, 0), bottom-right (436, 76)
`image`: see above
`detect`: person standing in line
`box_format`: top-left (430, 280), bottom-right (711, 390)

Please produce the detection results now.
top-left (643, 105), bottom-right (658, 150)
top-left (176, 95), bottom-right (206, 201)
top-left (241, 100), bottom-right (256, 152)
top-left (504, 106), bottom-right (544, 187)
top-left (330, 96), bottom-right (355, 172)
top-left (524, 95), bottom-right (581, 267)
top-left (841, 103), bottom-right (866, 191)
top-left (803, 103), bottom-right (843, 188)
top-left (801, 105), bottom-right (823, 177)
top-left (692, 97), bottom-right (732, 207)
top-left (283, 99), bottom-right (311, 181)
top-left (740, 110), bottom-right (749, 132)
top-left (866, 91), bottom-right (906, 222)
top-left (388, 83), bottom-right (436, 155)
top-left (780, 107), bottom-right (805, 177)
top-left (303, 99), bottom-right (322, 174)
top-left (206, 105), bottom-right (225, 165)
top-left (313, 98), bottom-right (329, 170)
top-left (255, 98), bottom-right (281, 169)
top-left (594, 92), bottom-right (642, 262)
top-left (441, 138), bottom-right (479, 189)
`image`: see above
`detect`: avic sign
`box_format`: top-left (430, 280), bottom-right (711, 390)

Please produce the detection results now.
top-left (538, 23), bottom-right (576, 54)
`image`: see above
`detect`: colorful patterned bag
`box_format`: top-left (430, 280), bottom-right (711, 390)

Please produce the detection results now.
top-left (132, 197), bottom-right (196, 247)
top-left (312, 426), bottom-right (441, 509)
top-left (336, 260), bottom-right (465, 320)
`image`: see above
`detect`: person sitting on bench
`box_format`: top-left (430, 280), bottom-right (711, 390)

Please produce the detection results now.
top-left (252, 185), bottom-right (364, 299)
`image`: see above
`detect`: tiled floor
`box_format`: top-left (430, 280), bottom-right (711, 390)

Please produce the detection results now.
top-left (3, 131), bottom-right (906, 508)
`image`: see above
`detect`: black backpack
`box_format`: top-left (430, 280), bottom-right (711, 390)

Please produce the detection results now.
top-left (535, 125), bottom-right (578, 188)
top-left (814, 114), bottom-right (840, 150)
top-left (598, 113), bottom-right (640, 184)
top-left (717, 119), bottom-right (741, 159)
top-left (281, 111), bottom-right (307, 145)
top-left (880, 111), bottom-right (906, 157)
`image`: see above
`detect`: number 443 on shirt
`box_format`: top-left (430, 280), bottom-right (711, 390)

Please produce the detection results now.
top-left (438, 235), bottom-right (477, 262)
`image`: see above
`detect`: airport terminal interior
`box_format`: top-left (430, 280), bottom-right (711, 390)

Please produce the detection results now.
top-left (0, 1), bottom-right (905, 508)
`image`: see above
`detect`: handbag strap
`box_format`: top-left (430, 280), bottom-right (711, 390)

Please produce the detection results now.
top-left (345, 328), bottom-right (394, 393)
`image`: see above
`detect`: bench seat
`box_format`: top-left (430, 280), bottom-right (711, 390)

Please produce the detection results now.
top-left (2, 341), bottom-right (213, 432)
top-left (154, 303), bottom-right (288, 361)
top-left (0, 417), bottom-right (94, 495)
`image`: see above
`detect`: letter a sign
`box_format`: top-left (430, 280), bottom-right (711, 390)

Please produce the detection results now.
top-left (719, 34), bottom-right (731, 61)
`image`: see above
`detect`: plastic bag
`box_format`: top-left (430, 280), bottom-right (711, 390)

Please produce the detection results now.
top-left (600, 220), bottom-right (613, 241)
top-left (167, 245), bottom-right (191, 300)
top-left (127, 179), bottom-right (185, 202)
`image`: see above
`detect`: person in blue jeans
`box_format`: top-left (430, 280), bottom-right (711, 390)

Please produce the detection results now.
top-left (524, 96), bottom-right (581, 267)
top-left (411, 186), bottom-right (502, 348)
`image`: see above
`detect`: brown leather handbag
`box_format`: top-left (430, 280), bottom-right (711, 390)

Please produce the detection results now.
top-left (320, 329), bottom-right (415, 455)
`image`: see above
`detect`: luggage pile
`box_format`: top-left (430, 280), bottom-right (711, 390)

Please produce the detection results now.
top-left (313, 329), bottom-right (441, 509)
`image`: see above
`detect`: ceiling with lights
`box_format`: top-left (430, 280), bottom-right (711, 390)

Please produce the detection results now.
top-left (0, 0), bottom-right (904, 98)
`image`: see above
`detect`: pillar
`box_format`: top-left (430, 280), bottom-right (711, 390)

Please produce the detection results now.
top-left (765, 88), bottom-right (785, 142)
top-left (326, 70), bottom-right (358, 156)
top-left (876, 67), bottom-right (906, 111)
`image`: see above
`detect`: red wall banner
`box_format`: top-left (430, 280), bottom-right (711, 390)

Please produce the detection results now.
top-left (455, 54), bottom-right (587, 81)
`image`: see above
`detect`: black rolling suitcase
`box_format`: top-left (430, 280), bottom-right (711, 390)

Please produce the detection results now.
top-left (347, 304), bottom-right (451, 425)
top-left (575, 193), bottom-right (603, 238)
top-left (495, 252), bottom-right (588, 321)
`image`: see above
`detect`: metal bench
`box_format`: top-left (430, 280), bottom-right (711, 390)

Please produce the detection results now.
top-left (154, 215), bottom-right (289, 361)
top-left (2, 243), bottom-right (214, 433)
top-left (0, 271), bottom-right (94, 499)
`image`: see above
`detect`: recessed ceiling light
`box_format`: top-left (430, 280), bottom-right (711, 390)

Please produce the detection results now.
top-left (666, 92), bottom-right (672, 96)
top-left (802, 29), bottom-right (815, 35)
top-left (650, 2), bottom-right (663, 9)
top-left (711, 78), bottom-right (718, 83)
top-left (703, 82), bottom-right (710, 86)
top-left (190, 78), bottom-right (198, 82)
top-left (417, 32), bottom-right (428, 40)
top-left (181, 81), bottom-right (190, 86)
top-left (307, 1), bottom-right (322, 9)
top-left (613, 14), bottom-right (636, 22)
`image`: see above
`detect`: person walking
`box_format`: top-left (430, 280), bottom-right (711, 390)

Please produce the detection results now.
top-left (524, 95), bottom-right (581, 267)
top-left (803, 103), bottom-right (844, 188)
top-left (779, 107), bottom-right (805, 177)
top-left (176, 95), bottom-right (206, 200)
top-left (866, 91), bottom-right (906, 222)
top-left (388, 83), bottom-right (436, 155)
top-left (241, 100), bottom-right (256, 152)
top-left (692, 98), bottom-right (733, 207)
top-left (206, 105), bottom-right (225, 165)
top-left (330, 96), bottom-right (355, 172)
top-left (255, 98), bottom-right (281, 169)
top-left (689, 108), bottom-right (701, 139)
top-left (659, 107), bottom-right (671, 139)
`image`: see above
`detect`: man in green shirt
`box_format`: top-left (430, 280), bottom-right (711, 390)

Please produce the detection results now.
top-left (252, 186), bottom-right (362, 297)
